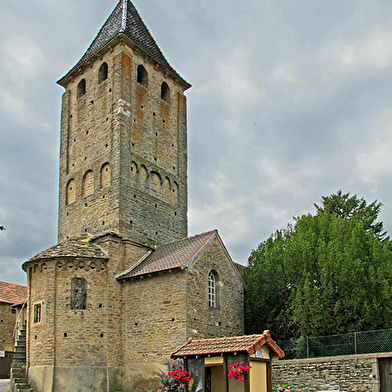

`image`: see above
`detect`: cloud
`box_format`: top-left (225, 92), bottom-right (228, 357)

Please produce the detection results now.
top-left (268, 61), bottom-right (303, 86)
top-left (1, 37), bottom-right (46, 84)
top-left (189, 170), bottom-right (252, 245)
top-left (353, 108), bottom-right (392, 191)
top-left (0, 37), bottom-right (47, 124)
top-left (194, 47), bottom-right (263, 135)
top-left (0, 89), bottom-right (30, 124)
top-left (254, 153), bottom-right (324, 198)
top-left (321, 28), bottom-right (392, 73)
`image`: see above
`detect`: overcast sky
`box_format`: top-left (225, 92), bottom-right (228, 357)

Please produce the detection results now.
top-left (2, 0), bottom-right (392, 285)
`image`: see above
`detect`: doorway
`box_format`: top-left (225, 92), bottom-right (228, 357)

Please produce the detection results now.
top-left (205, 366), bottom-right (225, 392)
top-left (379, 358), bottom-right (392, 392)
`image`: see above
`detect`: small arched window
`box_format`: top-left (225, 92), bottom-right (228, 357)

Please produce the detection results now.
top-left (82, 170), bottom-right (94, 197)
top-left (77, 79), bottom-right (86, 98)
top-left (66, 179), bottom-right (76, 205)
top-left (161, 82), bottom-right (170, 103)
top-left (100, 163), bottom-right (111, 189)
top-left (137, 65), bottom-right (148, 87)
top-left (98, 62), bottom-right (108, 83)
top-left (208, 271), bottom-right (218, 308)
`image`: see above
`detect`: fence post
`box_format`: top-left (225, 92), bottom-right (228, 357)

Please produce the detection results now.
top-left (307, 337), bottom-right (310, 358)
top-left (354, 332), bottom-right (357, 354)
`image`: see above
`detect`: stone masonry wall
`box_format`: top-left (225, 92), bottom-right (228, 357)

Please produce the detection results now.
top-left (186, 237), bottom-right (244, 339)
top-left (58, 41), bottom-right (188, 248)
top-left (0, 302), bottom-right (16, 352)
top-left (123, 270), bottom-right (188, 364)
top-left (26, 256), bottom-right (109, 368)
top-left (58, 44), bottom-right (122, 242)
top-left (271, 353), bottom-right (391, 392)
top-left (24, 237), bottom-right (151, 392)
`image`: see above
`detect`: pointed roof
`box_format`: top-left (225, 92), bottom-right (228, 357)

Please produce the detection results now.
top-left (117, 230), bottom-right (218, 279)
top-left (58, 0), bottom-right (189, 88)
top-left (171, 331), bottom-right (285, 359)
top-left (0, 281), bottom-right (27, 305)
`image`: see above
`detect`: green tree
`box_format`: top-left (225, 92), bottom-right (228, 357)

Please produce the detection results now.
top-left (244, 192), bottom-right (392, 340)
top-left (314, 190), bottom-right (387, 241)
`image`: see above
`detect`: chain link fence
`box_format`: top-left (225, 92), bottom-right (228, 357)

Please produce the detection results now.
top-left (277, 328), bottom-right (392, 359)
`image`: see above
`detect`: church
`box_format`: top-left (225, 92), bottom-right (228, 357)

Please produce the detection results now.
top-left (21, 1), bottom-right (244, 391)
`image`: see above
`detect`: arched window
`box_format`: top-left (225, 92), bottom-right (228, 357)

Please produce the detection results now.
top-left (66, 179), bottom-right (76, 205)
top-left (98, 62), bottom-right (108, 83)
top-left (161, 82), bottom-right (170, 103)
top-left (77, 79), bottom-right (86, 98)
top-left (100, 163), bottom-right (111, 189)
top-left (82, 170), bottom-right (94, 197)
top-left (137, 65), bottom-right (148, 87)
top-left (208, 271), bottom-right (219, 308)
top-left (150, 171), bottom-right (161, 195)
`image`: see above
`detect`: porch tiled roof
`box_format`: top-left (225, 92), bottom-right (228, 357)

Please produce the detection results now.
top-left (117, 230), bottom-right (217, 279)
top-left (0, 281), bottom-right (27, 305)
top-left (171, 331), bottom-right (285, 359)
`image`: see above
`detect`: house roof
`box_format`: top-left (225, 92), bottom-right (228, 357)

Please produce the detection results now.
top-left (117, 230), bottom-right (218, 280)
top-left (171, 331), bottom-right (285, 359)
top-left (0, 281), bottom-right (27, 305)
top-left (27, 239), bottom-right (108, 263)
top-left (58, 0), bottom-right (189, 88)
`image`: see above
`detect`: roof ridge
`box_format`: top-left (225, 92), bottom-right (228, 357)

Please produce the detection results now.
top-left (191, 334), bottom-right (263, 343)
top-left (120, 0), bottom-right (127, 32)
top-left (158, 229), bottom-right (218, 248)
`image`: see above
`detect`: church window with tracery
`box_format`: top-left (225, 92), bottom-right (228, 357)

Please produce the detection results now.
top-left (208, 271), bottom-right (218, 308)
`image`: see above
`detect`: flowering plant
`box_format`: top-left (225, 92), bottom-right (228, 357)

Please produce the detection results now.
top-left (156, 359), bottom-right (193, 392)
top-left (273, 383), bottom-right (295, 392)
top-left (227, 361), bottom-right (251, 382)
top-left (167, 368), bottom-right (192, 386)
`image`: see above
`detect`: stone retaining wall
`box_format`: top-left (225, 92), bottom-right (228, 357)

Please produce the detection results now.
top-left (271, 352), bottom-right (392, 392)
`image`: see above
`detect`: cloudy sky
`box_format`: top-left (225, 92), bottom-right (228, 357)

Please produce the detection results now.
top-left (2, 0), bottom-right (392, 285)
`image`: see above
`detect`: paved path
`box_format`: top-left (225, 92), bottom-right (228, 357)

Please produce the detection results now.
top-left (0, 379), bottom-right (10, 392)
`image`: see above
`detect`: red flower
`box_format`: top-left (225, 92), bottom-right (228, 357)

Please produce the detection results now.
top-left (227, 363), bottom-right (251, 382)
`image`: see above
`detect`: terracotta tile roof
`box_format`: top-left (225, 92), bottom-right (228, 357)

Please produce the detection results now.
top-left (171, 331), bottom-right (285, 359)
top-left (117, 230), bottom-right (217, 279)
top-left (58, 0), bottom-right (190, 88)
top-left (28, 239), bottom-right (108, 262)
top-left (0, 281), bottom-right (27, 305)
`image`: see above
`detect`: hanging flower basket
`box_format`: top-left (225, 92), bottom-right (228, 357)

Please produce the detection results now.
top-left (227, 362), bottom-right (251, 382)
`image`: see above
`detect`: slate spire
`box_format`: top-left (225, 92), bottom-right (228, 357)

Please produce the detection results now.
top-left (60, 0), bottom-right (188, 86)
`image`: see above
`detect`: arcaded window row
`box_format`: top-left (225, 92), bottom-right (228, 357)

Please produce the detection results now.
top-left (66, 162), bottom-right (111, 205)
top-left (77, 62), bottom-right (171, 103)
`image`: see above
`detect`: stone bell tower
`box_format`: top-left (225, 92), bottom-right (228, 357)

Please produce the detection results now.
top-left (57, 0), bottom-right (190, 247)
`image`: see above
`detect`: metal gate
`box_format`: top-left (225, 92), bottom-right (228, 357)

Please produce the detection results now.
top-left (379, 358), bottom-right (392, 392)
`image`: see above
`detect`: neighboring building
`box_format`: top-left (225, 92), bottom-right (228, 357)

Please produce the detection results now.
top-left (21, 1), bottom-right (244, 391)
top-left (0, 281), bottom-right (27, 378)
